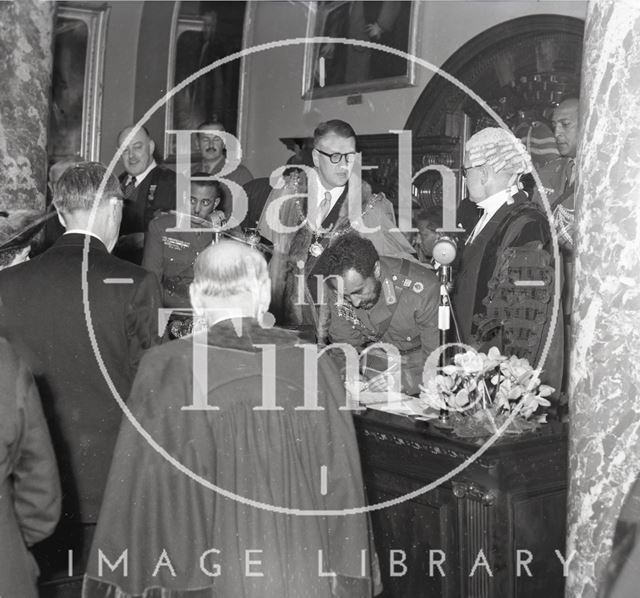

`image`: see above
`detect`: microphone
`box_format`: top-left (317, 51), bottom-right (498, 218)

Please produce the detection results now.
top-left (432, 234), bottom-right (457, 266)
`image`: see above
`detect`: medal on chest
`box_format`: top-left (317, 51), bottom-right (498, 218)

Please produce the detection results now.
top-left (309, 241), bottom-right (324, 257)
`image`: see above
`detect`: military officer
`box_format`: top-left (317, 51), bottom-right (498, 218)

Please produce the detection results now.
top-left (142, 177), bottom-right (226, 338)
top-left (319, 233), bottom-right (439, 395)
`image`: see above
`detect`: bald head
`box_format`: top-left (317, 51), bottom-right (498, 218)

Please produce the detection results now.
top-left (552, 98), bottom-right (580, 158)
top-left (118, 126), bottom-right (155, 176)
top-left (190, 241), bottom-right (270, 321)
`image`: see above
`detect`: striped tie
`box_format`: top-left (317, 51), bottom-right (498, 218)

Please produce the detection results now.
top-left (317, 191), bottom-right (332, 227)
top-left (123, 176), bottom-right (137, 200)
top-left (565, 158), bottom-right (575, 190)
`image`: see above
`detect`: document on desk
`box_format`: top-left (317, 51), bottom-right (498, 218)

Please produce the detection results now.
top-left (359, 392), bottom-right (439, 419)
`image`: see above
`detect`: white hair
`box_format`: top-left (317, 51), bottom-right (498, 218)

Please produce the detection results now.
top-left (191, 241), bottom-right (269, 300)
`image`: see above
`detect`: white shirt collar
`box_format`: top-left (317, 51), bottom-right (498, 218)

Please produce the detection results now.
top-left (128, 160), bottom-right (157, 187)
top-left (63, 229), bottom-right (106, 244)
top-left (467, 186), bottom-right (516, 244)
top-left (477, 187), bottom-right (513, 217)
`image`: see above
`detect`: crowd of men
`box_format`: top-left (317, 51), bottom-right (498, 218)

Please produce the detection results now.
top-left (0, 100), bottom-right (579, 597)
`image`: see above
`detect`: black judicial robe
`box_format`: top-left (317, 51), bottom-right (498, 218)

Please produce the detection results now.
top-left (453, 194), bottom-right (563, 387)
top-left (83, 318), bottom-right (378, 597)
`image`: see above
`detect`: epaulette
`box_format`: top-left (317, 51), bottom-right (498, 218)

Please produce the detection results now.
top-left (389, 260), bottom-right (426, 296)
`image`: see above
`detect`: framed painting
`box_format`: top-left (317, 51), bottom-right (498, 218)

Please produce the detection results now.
top-left (164, 1), bottom-right (247, 160)
top-left (302, 0), bottom-right (419, 99)
top-left (48, 4), bottom-right (108, 162)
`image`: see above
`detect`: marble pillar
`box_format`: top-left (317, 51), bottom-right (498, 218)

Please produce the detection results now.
top-left (566, 1), bottom-right (640, 597)
top-left (0, 0), bottom-right (54, 211)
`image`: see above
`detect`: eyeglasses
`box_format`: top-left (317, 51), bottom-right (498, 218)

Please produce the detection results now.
top-left (461, 162), bottom-right (486, 177)
top-left (314, 148), bottom-right (356, 164)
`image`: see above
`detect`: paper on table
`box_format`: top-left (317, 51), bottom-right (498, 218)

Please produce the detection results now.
top-left (359, 392), bottom-right (439, 419)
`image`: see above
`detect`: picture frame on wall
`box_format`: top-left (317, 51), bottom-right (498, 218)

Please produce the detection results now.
top-left (48, 4), bottom-right (108, 162)
top-left (164, 2), bottom-right (247, 161)
top-left (301, 0), bottom-right (419, 99)
top-left (164, 15), bottom-right (205, 159)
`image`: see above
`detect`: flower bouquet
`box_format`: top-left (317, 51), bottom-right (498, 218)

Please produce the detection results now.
top-left (419, 347), bottom-right (554, 438)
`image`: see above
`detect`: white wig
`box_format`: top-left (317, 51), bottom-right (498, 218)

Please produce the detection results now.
top-left (466, 127), bottom-right (532, 176)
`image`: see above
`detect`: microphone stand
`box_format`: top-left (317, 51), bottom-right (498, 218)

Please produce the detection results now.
top-left (431, 232), bottom-right (462, 425)
top-left (438, 264), bottom-right (452, 424)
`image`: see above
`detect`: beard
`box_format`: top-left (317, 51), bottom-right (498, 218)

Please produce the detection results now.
top-left (359, 280), bottom-right (382, 310)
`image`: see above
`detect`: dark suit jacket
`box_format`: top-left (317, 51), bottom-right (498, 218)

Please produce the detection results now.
top-left (119, 165), bottom-right (176, 236)
top-left (0, 234), bottom-right (161, 580)
top-left (0, 338), bottom-right (60, 598)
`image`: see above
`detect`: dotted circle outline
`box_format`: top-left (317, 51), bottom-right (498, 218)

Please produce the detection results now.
top-left (84, 36), bottom-right (560, 516)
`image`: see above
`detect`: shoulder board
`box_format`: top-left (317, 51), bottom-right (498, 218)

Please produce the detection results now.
top-left (390, 271), bottom-right (427, 295)
top-left (362, 191), bottom-right (394, 215)
top-left (149, 211), bottom-right (174, 225)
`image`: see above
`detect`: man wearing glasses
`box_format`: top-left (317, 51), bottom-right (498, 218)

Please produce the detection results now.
top-left (453, 127), bottom-right (562, 389)
top-left (261, 119), bottom-right (415, 327)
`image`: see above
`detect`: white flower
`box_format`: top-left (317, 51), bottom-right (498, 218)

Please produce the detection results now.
top-left (422, 348), bottom-right (554, 429)
top-left (419, 378), bottom-right (448, 410)
top-left (454, 350), bottom-right (484, 375)
top-left (455, 388), bottom-right (472, 408)
top-left (519, 393), bottom-right (551, 418)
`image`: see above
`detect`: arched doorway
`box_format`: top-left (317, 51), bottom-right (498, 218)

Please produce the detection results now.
top-left (407, 15), bottom-right (583, 137)
top-left (407, 15), bottom-right (584, 210)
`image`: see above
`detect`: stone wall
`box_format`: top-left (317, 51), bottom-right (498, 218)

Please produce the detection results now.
top-left (0, 0), bottom-right (54, 211)
top-left (566, 1), bottom-right (640, 596)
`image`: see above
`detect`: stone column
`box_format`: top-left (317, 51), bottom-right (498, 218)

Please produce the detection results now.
top-left (0, 0), bottom-right (54, 211)
top-left (566, 1), bottom-right (640, 597)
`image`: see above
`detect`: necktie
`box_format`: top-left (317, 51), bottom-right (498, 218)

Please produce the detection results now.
top-left (565, 159), bottom-right (575, 190)
top-left (123, 176), bottom-right (137, 200)
top-left (317, 191), bottom-right (332, 227)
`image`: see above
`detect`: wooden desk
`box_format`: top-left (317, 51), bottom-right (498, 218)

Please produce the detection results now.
top-left (353, 411), bottom-right (568, 598)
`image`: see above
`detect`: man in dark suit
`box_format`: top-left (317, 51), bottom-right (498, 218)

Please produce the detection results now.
top-left (116, 125), bottom-right (176, 263)
top-left (0, 162), bottom-right (162, 593)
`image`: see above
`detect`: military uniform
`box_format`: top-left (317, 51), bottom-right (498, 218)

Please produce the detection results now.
top-left (533, 156), bottom-right (575, 316)
top-left (533, 156), bottom-right (575, 246)
top-left (142, 212), bottom-right (223, 308)
top-left (326, 256), bottom-right (439, 395)
top-left (533, 156), bottom-right (575, 390)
